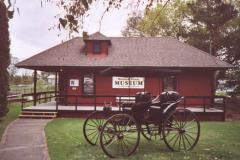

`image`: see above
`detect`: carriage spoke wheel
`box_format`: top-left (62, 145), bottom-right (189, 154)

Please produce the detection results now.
top-left (83, 111), bottom-right (105, 145)
top-left (100, 114), bottom-right (140, 158)
top-left (141, 123), bottom-right (161, 141)
top-left (163, 109), bottom-right (200, 151)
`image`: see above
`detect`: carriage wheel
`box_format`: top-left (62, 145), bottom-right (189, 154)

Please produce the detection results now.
top-left (100, 114), bottom-right (140, 158)
top-left (162, 109), bottom-right (200, 151)
top-left (141, 123), bottom-right (161, 141)
top-left (83, 111), bottom-right (105, 145)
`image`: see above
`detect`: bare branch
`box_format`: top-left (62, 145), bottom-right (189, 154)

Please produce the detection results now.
top-left (99, 8), bottom-right (108, 32)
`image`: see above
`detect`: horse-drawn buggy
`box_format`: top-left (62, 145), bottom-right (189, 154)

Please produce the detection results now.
top-left (83, 91), bottom-right (200, 158)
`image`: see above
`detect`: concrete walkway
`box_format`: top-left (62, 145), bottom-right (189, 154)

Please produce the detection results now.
top-left (0, 119), bottom-right (51, 160)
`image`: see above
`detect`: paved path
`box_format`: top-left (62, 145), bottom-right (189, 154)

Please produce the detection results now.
top-left (0, 119), bottom-right (51, 160)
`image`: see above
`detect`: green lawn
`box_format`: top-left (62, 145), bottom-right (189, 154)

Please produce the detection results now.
top-left (10, 82), bottom-right (55, 94)
top-left (0, 103), bottom-right (21, 140)
top-left (10, 84), bottom-right (33, 94)
top-left (45, 119), bottom-right (240, 160)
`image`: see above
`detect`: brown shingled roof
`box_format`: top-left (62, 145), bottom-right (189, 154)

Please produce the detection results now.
top-left (16, 33), bottom-right (232, 70)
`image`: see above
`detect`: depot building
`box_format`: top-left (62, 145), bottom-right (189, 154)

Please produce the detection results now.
top-left (16, 32), bottom-right (232, 111)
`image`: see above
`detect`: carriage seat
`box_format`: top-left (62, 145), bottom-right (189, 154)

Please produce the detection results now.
top-left (122, 91), bottom-right (182, 121)
top-left (121, 101), bottom-right (151, 120)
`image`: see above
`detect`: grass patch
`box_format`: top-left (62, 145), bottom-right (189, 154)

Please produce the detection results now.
top-left (0, 103), bottom-right (21, 140)
top-left (45, 119), bottom-right (240, 160)
top-left (10, 82), bottom-right (55, 94)
top-left (10, 84), bottom-right (34, 94)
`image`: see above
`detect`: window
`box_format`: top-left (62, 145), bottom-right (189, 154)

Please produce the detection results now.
top-left (93, 41), bottom-right (101, 54)
top-left (83, 74), bottom-right (95, 95)
top-left (163, 76), bottom-right (176, 91)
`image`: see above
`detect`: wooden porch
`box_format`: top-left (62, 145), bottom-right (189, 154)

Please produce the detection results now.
top-left (20, 91), bottom-right (226, 121)
top-left (23, 101), bottom-right (224, 112)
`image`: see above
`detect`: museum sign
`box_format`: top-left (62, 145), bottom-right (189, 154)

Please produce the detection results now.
top-left (112, 77), bottom-right (144, 89)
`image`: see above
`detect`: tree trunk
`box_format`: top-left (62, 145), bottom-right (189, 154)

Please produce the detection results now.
top-left (0, 2), bottom-right (10, 117)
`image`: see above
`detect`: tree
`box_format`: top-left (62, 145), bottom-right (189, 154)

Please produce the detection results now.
top-left (40, 72), bottom-right (51, 81)
top-left (185, 0), bottom-right (238, 57)
top-left (220, 1), bottom-right (240, 66)
top-left (54, 0), bottom-right (171, 34)
top-left (8, 56), bottom-right (19, 77)
top-left (122, 0), bottom-right (190, 38)
top-left (0, 1), bottom-right (11, 117)
top-left (121, 12), bottom-right (143, 37)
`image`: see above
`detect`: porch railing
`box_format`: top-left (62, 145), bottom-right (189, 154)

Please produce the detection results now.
top-left (21, 91), bottom-right (56, 110)
top-left (21, 92), bottom-right (226, 115)
top-left (182, 96), bottom-right (226, 112)
top-left (55, 94), bottom-right (136, 111)
top-left (55, 94), bottom-right (226, 113)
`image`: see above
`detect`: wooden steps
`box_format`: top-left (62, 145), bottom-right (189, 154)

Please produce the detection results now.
top-left (19, 111), bottom-right (58, 119)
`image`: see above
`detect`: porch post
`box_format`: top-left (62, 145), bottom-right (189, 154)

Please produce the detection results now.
top-left (55, 72), bottom-right (58, 96)
top-left (55, 72), bottom-right (58, 111)
top-left (94, 73), bottom-right (96, 110)
top-left (223, 97), bottom-right (226, 121)
top-left (33, 70), bottom-right (37, 106)
top-left (158, 78), bottom-right (161, 94)
top-left (128, 77), bottom-right (130, 102)
top-left (211, 71), bottom-right (216, 106)
top-left (143, 77), bottom-right (145, 92)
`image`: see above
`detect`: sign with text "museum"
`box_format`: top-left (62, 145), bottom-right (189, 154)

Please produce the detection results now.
top-left (112, 77), bottom-right (145, 89)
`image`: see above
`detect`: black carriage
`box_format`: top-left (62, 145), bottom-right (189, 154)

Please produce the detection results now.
top-left (83, 91), bottom-right (200, 158)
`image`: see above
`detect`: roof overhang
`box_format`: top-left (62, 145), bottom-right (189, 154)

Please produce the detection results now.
top-left (16, 64), bottom-right (234, 73)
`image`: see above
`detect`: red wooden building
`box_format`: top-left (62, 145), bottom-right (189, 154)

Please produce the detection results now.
top-left (16, 32), bottom-right (232, 120)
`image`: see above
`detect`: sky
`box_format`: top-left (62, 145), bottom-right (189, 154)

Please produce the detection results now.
top-left (9, 0), bottom-right (140, 61)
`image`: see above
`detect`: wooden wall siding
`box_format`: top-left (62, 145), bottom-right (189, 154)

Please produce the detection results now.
top-left (58, 71), bottom-right (66, 104)
top-left (59, 69), bottom-right (214, 106)
top-left (145, 78), bottom-right (162, 95)
top-left (177, 70), bottom-right (213, 106)
top-left (177, 71), bottom-right (212, 96)
top-left (95, 76), bottom-right (161, 96)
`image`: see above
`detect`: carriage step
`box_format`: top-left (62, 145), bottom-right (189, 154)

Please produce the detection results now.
top-left (19, 111), bottom-right (57, 119)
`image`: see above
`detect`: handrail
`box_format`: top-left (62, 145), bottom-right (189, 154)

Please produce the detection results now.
top-left (55, 94), bottom-right (226, 99)
top-left (55, 94), bottom-right (226, 113)
top-left (21, 91), bottom-right (56, 110)
top-left (55, 94), bottom-right (136, 111)
top-left (182, 96), bottom-right (226, 113)
top-left (21, 92), bottom-right (226, 115)
top-left (22, 91), bottom-right (55, 97)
